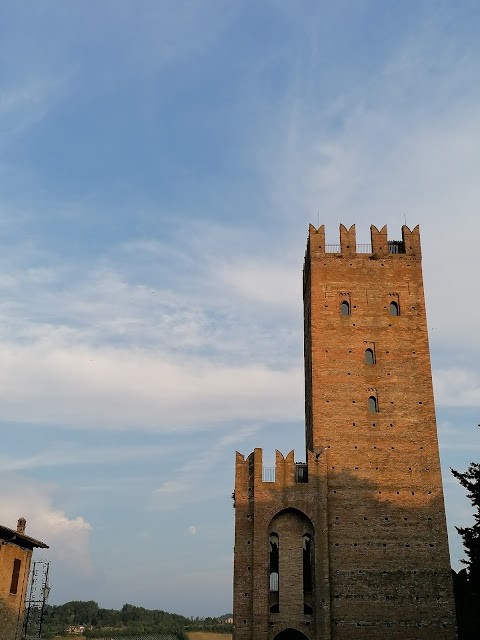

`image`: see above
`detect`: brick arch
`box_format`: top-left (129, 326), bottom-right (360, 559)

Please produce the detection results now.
top-left (268, 507), bottom-right (315, 534)
top-left (268, 508), bottom-right (316, 626)
top-left (273, 628), bottom-right (310, 640)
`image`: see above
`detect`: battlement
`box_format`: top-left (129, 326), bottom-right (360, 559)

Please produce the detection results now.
top-left (307, 223), bottom-right (421, 258)
top-left (235, 448), bottom-right (324, 490)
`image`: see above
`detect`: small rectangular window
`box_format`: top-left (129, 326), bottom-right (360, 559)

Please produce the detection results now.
top-left (10, 558), bottom-right (21, 595)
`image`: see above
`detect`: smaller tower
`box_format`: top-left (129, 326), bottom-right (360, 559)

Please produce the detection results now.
top-left (233, 449), bottom-right (330, 640)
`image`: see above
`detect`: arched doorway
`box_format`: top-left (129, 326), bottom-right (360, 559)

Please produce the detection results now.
top-left (274, 628), bottom-right (309, 640)
top-left (268, 509), bottom-right (315, 616)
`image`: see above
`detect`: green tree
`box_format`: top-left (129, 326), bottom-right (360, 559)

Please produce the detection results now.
top-left (452, 462), bottom-right (480, 640)
top-left (451, 462), bottom-right (480, 593)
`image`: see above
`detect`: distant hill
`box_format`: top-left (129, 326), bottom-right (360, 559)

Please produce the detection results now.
top-left (42, 601), bottom-right (232, 639)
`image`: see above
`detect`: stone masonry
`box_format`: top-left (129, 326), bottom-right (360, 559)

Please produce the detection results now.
top-left (232, 224), bottom-right (457, 640)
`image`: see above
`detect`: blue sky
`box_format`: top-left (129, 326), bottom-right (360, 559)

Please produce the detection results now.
top-left (1, 0), bottom-right (480, 617)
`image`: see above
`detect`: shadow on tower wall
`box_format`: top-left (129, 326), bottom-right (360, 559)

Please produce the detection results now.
top-left (452, 569), bottom-right (479, 640)
top-left (234, 451), bottom-right (458, 640)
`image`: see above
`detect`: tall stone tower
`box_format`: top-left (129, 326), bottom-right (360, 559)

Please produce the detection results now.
top-left (233, 224), bottom-right (456, 640)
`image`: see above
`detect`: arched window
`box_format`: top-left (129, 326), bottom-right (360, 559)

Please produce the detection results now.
top-left (368, 396), bottom-right (378, 413)
top-left (389, 301), bottom-right (399, 316)
top-left (365, 348), bottom-right (375, 365)
top-left (269, 533), bottom-right (279, 592)
top-left (340, 300), bottom-right (350, 316)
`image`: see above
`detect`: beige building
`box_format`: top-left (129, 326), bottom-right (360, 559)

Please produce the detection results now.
top-left (0, 518), bottom-right (48, 640)
top-left (233, 225), bottom-right (457, 640)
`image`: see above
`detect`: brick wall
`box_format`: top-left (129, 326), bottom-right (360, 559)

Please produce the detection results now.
top-left (233, 225), bottom-right (457, 640)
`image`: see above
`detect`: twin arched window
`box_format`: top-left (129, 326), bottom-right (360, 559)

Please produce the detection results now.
top-left (339, 299), bottom-right (400, 315)
top-left (269, 530), bottom-right (313, 614)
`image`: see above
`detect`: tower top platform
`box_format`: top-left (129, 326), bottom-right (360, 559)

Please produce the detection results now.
top-left (307, 223), bottom-right (421, 257)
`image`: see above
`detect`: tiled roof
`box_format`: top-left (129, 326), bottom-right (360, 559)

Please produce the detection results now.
top-left (0, 524), bottom-right (49, 549)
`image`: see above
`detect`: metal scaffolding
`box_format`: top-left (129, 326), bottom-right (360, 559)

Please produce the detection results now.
top-left (22, 560), bottom-right (50, 640)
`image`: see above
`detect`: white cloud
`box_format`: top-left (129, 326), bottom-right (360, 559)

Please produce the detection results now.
top-left (221, 262), bottom-right (300, 309)
top-left (434, 367), bottom-right (480, 407)
top-left (0, 227), bottom-right (305, 433)
top-left (0, 473), bottom-right (92, 575)
top-left (0, 338), bottom-right (303, 430)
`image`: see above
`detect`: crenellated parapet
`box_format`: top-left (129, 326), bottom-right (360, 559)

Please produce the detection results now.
top-left (235, 448), bottom-right (302, 490)
top-left (307, 224), bottom-right (325, 254)
top-left (234, 448), bottom-right (328, 500)
top-left (370, 224), bottom-right (388, 256)
top-left (307, 223), bottom-right (421, 257)
top-left (402, 224), bottom-right (421, 257)
top-left (339, 224), bottom-right (356, 255)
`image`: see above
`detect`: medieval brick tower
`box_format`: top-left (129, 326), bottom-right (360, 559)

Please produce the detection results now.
top-left (233, 224), bottom-right (456, 640)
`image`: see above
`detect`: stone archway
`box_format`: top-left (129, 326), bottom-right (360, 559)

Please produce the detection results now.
top-left (274, 628), bottom-right (309, 640)
top-left (268, 509), bottom-right (315, 619)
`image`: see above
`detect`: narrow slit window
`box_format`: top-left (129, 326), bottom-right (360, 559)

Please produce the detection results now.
top-left (389, 301), bottom-right (399, 316)
top-left (269, 533), bottom-right (279, 613)
top-left (303, 533), bottom-right (313, 614)
top-left (269, 534), bottom-right (279, 591)
top-left (10, 559), bottom-right (21, 595)
top-left (368, 396), bottom-right (378, 413)
top-left (340, 301), bottom-right (350, 316)
top-left (365, 348), bottom-right (375, 365)
top-left (303, 534), bottom-right (312, 592)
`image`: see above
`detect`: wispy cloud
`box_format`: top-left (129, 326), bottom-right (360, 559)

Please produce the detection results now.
top-left (153, 424), bottom-right (261, 509)
top-left (0, 443), bottom-right (182, 472)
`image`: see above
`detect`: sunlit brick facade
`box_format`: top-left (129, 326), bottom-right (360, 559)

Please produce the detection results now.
top-left (233, 224), bottom-right (456, 640)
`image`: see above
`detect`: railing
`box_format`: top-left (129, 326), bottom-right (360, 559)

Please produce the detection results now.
top-left (325, 244), bottom-right (372, 253)
top-left (356, 244), bottom-right (372, 253)
top-left (322, 242), bottom-right (408, 254)
top-left (262, 464), bottom-right (310, 482)
top-left (262, 466), bottom-right (276, 482)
